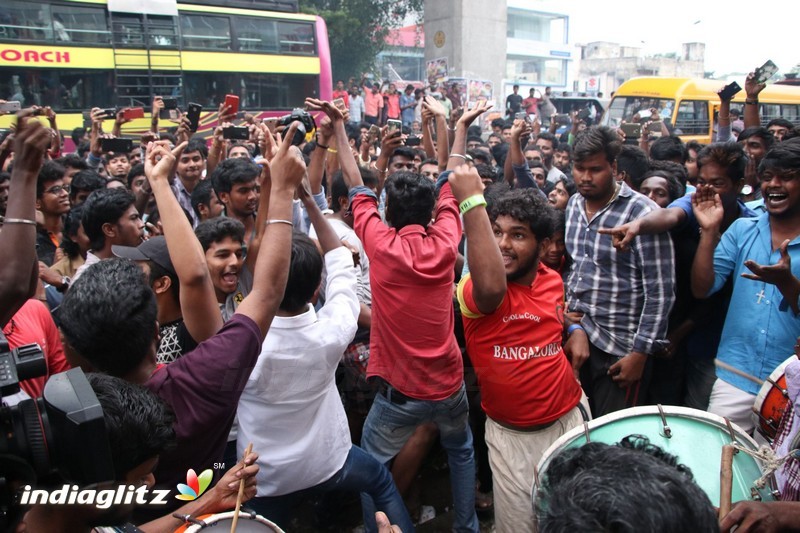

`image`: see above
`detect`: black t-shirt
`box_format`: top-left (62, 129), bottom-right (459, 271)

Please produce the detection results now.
top-left (506, 93), bottom-right (523, 115)
top-left (157, 319), bottom-right (197, 364)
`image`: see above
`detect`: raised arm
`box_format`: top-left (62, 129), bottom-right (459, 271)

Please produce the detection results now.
top-left (598, 206), bottom-right (687, 251)
top-left (145, 140), bottom-right (223, 343)
top-left (234, 122), bottom-right (306, 338)
top-left (716, 86), bottom-right (733, 142)
top-left (743, 72), bottom-right (765, 130)
top-left (690, 186), bottom-right (724, 298)
top-left (450, 165), bottom-right (505, 313)
top-left (298, 177), bottom-right (342, 255)
top-left (422, 96), bottom-right (450, 171)
top-left (0, 112), bottom-right (51, 325)
top-left (448, 100), bottom-right (493, 170)
top-left (305, 98), bottom-right (364, 190)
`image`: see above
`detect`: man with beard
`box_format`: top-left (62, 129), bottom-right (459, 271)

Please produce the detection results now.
top-left (565, 126), bottom-right (675, 417)
top-left (455, 170), bottom-right (586, 533)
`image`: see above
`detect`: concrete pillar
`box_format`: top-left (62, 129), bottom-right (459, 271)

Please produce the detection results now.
top-left (424, 0), bottom-right (507, 108)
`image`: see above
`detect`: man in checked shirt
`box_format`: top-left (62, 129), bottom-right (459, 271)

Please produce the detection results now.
top-left (565, 126), bottom-right (675, 417)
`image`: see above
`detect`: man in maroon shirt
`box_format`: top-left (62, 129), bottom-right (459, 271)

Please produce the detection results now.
top-left (307, 96), bottom-right (493, 533)
top-left (57, 126), bottom-right (305, 514)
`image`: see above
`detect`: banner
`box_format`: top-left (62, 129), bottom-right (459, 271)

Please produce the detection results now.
top-left (425, 57), bottom-right (448, 85)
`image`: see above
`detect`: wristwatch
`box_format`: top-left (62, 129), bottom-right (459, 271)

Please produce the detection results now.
top-left (57, 276), bottom-right (71, 293)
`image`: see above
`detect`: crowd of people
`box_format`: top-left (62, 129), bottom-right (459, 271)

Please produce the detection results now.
top-left (0, 67), bottom-right (799, 533)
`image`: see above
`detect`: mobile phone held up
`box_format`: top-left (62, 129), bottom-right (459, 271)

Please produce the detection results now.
top-left (0, 101), bottom-right (22, 113)
top-left (222, 126), bottom-right (249, 140)
top-left (719, 81), bottom-right (742, 101)
top-left (386, 119), bottom-right (402, 137)
top-left (121, 107), bottom-right (145, 120)
top-left (101, 138), bottom-right (134, 154)
top-left (620, 123), bottom-right (641, 139)
top-left (224, 94), bottom-right (239, 116)
top-left (754, 60), bottom-right (779, 85)
top-left (186, 103), bottom-right (202, 132)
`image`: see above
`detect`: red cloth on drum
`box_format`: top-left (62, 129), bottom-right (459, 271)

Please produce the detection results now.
top-left (457, 265), bottom-right (582, 427)
top-left (774, 358), bottom-right (800, 501)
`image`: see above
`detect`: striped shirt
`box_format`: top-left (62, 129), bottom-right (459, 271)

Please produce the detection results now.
top-left (565, 182), bottom-right (675, 357)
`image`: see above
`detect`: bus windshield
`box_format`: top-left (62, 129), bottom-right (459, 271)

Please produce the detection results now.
top-left (602, 96), bottom-right (675, 127)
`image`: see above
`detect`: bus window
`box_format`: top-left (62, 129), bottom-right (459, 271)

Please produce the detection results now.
top-left (184, 72), bottom-right (317, 109)
top-left (236, 17), bottom-right (279, 53)
top-left (675, 100), bottom-right (709, 135)
top-left (782, 104), bottom-right (800, 122)
top-left (277, 21), bottom-right (315, 55)
top-left (0, 69), bottom-right (114, 111)
top-left (180, 14), bottom-right (232, 50)
top-left (603, 96), bottom-right (675, 127)
top-left (51, 4), bottom-right (110, 44)
top-left (761, 104), bottom-right (781, 125)
top-left (4, 1), bottom-right (52, 42)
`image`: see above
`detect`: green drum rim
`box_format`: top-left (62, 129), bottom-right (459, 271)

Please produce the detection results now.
top-left (534, 406), bottom-right (775, 507)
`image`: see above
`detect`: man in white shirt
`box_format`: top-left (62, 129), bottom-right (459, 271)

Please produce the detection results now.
top-left (236, 183), bottom-right (411, 533)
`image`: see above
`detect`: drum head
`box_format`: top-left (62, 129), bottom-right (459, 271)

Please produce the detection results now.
top-left (534, 406), bottom-right (774, 506)
top-left (181, 510), bottom-right (285, 532)
top-left (753, 355), bottom-right (795, 439)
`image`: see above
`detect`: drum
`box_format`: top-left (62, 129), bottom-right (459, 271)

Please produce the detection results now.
top-left (173, 510), bottom-right (285, 532)
top-left (534, 405), bottom-right (775, 507)
top-left (753, 355), bottom-right (794, 440)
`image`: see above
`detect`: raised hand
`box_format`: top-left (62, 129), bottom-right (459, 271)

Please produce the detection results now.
top-left (13, 110), bottom-right (52, 174)
top-left (448, 163), bottom-right (484, 203)
top-left (304, 98), bottom-right (344, 123)
top-left (745, 72), bottom-right (766, 100)
top-left (691, 185), bottom-right (724, 232)
top-left (270, 122), bottom-right (306, 193)
top-left (459, 99), bottom-right (493, 126)
top-left (145, 140), bottom-right (187, 184)
top-left (743, 239), bottom-right (796, 288)
top-left (422, 95), bottom-right (446, 118)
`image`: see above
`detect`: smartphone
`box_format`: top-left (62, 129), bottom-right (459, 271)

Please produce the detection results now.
top-left (98, 108), bottom-right (118, 120)
top-left (222, 126), bottom-right (249, 140)
top-left (224, 94), bottom-right (239, 116)
top-left (621, 123), bottom-right (641, 138)
top-left (333, 98), bottom-right (346, 112)
top-left (754, 60), bottom-right (779, 85)
top-left (646, 121), bottom-right (662, 134)
top-left (122, 107), bottom-right (145, 120)
top-left (515, 112), bottom-right (529, 122)
top-left (263, 117), bottom-right (278, 133)
top-left (554, 114), bottom-right (571, 125)
top-left (0, 101), bottom-right (21, 113)
top-left (386, 119), bottom-right (402, 136)
top-left (368, 124), bottom-right (381, 143)
top-left (186, 103), bottom-right (202, 132)
top-left (718, 81), bottom-right (742, 101)
top-left (405, 135), bottom-right (421, 147)
top-left (101, 138), bottom-right (134, 154)
top-left (161, 97), bottom-right (177, 110)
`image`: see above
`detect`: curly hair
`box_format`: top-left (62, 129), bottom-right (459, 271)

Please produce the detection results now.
top-left (488, 188), bottom-right (556, 241)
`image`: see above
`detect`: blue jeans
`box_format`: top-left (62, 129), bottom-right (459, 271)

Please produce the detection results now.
top-left (361, 382), bottom-right (479, 533)
top-left (246, 445), bottom-right (413, 533)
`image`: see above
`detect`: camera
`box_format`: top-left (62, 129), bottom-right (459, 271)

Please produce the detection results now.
top-left (277, 108), bottom-right (316, 146)
top-left (1, 334), bottom-right (113, 531)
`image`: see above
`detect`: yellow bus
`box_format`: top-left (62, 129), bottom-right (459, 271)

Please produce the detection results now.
top-left (601, 77), bottom-right (800, 144)
top-left (0, 0), bottom-right (332, 148)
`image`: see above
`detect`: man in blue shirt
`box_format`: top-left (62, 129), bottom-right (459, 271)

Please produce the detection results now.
top-left (692, 139), bottom-right (800, 432)
top-left (399, 84), bottom-right (416, 129)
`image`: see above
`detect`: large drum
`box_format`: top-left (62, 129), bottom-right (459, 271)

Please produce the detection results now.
top-left (753, 355), bottom-right (795, 440)
top-left (534, 406), bottom-right (776, 506)
top-left (173, 510), bottom-right (285, 532)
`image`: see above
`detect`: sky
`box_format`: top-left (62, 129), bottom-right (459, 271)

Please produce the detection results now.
top-left (533, 0), bottom-right (798, 77)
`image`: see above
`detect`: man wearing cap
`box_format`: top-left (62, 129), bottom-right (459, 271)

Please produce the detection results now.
top-left (114, 140), bottom-right (223, 363)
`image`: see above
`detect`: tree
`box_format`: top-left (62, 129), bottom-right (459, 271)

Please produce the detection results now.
top-left (299, 0), bottom-right (422, 81)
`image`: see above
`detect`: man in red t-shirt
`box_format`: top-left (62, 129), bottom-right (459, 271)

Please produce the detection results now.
top-left (455, 180), bottom-right (587, 533)
top-left (521, 87), bottom-right (539, 117)
top-left (331, 79), bottom-right (349, 108)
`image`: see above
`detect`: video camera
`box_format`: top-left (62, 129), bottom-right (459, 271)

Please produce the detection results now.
top-left (277, 108), bottom-right (316, 146)
top-left (1, 333), bottom-right (113, 530)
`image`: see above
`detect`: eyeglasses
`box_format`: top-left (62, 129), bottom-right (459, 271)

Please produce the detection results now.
top-left (45, 184), bottom-right (70, 195)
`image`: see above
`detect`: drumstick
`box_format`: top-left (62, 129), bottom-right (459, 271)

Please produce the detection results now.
top-left (714, 359), bottom-right (764, 386)
top-left (719, 444), bottom-right (734, 520)
top-left (230, 442), bottom-right (253, 533)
